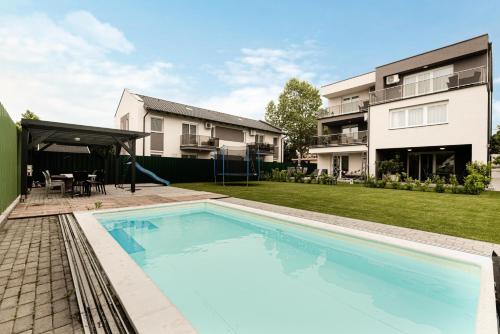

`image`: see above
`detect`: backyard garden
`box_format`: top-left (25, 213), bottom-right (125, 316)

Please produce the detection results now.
top-left (176, 179), bottom-right (500, 244)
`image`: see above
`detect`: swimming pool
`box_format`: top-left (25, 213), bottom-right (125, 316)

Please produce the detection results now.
top-left (75, 200), bottom-right (496, 334)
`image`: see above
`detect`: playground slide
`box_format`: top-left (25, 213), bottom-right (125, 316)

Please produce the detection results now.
top-left (128, 161), bottom-right (170, 186)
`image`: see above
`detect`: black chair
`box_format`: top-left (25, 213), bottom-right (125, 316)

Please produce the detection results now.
top-left (90, 170), bottom-right (106, 195)
top-left (72, 171), bottom-right (91, 197)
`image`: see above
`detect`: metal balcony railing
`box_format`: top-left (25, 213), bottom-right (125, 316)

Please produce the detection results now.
top-left (180, 134), bottom-right (219, 149)
top-left (247, 142), bottom-right (275, 155)
top-left (318, 100), bottom-right (369, 118)
top-left (369, 66), bottom-right (487, 105)
top-left (311, 130), bottom-right (368, 147)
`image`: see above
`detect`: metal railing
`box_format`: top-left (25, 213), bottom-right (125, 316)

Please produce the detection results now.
top-left (180, 134), bottom-right (219, 149)
top-left (318, 100), bottom-right (369, 118)
top-left (247, 142), bottom-right (275, 155)
top-left (311, 130), bottom-right (368, 147)
top-left (369, 66), bottom-right (487, 105)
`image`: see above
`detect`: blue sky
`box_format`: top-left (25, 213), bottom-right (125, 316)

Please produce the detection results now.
top-left (0, 0), bottom-right (499, 129)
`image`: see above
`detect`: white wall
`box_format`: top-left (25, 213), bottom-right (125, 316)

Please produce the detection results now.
top-left (368, 85), bottom-right (489, 175)
top-left (316, 152), bottom-right (363, 175)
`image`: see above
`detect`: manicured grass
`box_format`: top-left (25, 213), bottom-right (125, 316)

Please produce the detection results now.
top-left (175, 181), bottom-right (500, 244)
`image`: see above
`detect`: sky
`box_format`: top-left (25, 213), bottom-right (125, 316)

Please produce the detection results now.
top-left (0, 0), bottom-right (499, 130)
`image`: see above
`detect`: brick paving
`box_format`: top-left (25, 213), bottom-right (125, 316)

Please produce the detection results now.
top-left (219, 197), bottom-right (500, 257)
top-left (0, 216), bottom-right (82, 334)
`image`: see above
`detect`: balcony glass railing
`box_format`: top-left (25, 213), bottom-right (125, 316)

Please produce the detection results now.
top-left (369, 66), bottom-right (487, 105)
top-left (180, 134), bottom-right (219, 148)
top-left (311, 130), bottom-right (368, 147)
top-left (247, 142), bottom-right (275, 155)
top-left (318, 100), bottom-right (369, 118)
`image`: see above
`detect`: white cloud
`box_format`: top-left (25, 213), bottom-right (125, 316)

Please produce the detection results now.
top-left (201, 42), bottom-right (321, 120)
top-left (64, 11), bottom-right (134, 54)
top-left (0, 12), bottom-right (185, 127)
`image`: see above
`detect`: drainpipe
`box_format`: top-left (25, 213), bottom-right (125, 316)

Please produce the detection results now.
top-left (142, 109), bottom-right (150, 156)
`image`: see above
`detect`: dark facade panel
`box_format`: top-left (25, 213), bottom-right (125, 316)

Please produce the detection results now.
top-left (375, 35), bottom-right (489, 90)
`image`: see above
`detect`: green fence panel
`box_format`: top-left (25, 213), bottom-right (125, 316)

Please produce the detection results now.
top-left (0, 103), bottom-right (20, 213)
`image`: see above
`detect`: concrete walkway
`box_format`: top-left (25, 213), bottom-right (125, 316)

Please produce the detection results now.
top-left (0, 216), bottom-right (82, 334)
top-left (490, 167), bottom-right (500, 191)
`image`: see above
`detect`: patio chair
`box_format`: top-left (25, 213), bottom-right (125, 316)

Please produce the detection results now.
top-left (72, 171), bottom-right (91, 197)
top-left (90, 170), bottom-right (106, 195)
top-left (42, 170), bottom-right (65, 197)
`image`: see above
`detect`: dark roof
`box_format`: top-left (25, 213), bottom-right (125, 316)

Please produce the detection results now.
top-left (21, 119), bottom-right (149, 147)
top-left (137, 94), bottom-right (283, 134)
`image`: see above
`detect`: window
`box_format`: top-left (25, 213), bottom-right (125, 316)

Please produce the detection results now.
top-left (182, 123), bottom-right (197, 135)
top-left (427, 104), bottom-right (447, 125)
top-left (215, 126), bottom-right (244, 142)
top-left (390, 110), bottom-right (406, 128)
top-left (390, 102), bottom-right (447, 129)
top-left (407, 107), bottom-right (424, 126)
top-left (120, 114), bottom-right (129, 130)
top-left (150, 117), bottom-right (164, 152)
top-left (151, 117), bottom-right (163, 132)
top-left (255, 134), bottom-right (264, 143)
top-left (403, 65), bottom-right (453, 97)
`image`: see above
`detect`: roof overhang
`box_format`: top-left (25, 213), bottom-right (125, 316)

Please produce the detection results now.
top-left (320, 72), bottom-right (375, 99)
top-left (21, 119), bottom-right (149, 147)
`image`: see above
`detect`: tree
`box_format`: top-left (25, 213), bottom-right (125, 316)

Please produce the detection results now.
top-left (16, 109), bottom-right (40, 129)
top-left (491, 125), bottom-right (500, 154)
top-left (265, 78), bottom-right (321, 164)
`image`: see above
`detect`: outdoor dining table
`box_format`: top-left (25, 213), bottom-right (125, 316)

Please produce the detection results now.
top-left (51, 173), bottom-right (97, 196)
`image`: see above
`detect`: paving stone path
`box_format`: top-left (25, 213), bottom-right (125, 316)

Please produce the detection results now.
top-left (0, 216), bottom-right (82, 334)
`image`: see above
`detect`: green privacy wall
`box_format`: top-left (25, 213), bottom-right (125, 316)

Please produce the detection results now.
top-left (0, 103), bottom-right (20, 213)
top-left (31, 152), bottom-right (304, 185)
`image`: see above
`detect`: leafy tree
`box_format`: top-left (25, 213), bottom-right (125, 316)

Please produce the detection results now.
top-left (491, 125), bottom-right (500, 154)
top-left (265, 78), bottom-right (321, 164)
top-left (16, 109), bottom-right (40, 129)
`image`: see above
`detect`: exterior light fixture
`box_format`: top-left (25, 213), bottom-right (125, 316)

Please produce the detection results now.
top-left (439, 147), bottom-right (445, 150)
top-left (74, 137), bottom-right (80, 142)
top-left (407, 148), bottom-right (412, 151)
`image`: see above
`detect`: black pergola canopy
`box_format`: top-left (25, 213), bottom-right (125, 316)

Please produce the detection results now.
top-left (21, 119), bottom-right (150, 195)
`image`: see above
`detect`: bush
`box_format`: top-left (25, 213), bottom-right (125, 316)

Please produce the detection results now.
top-left (450, 174), bottom-right (461, 194)
top-left (421, 178), bottom-right (432, 192)
top-left (434, 175), bottom-right (446, 193)
top-left (466, 161), bottom-right (491, 186)
top-left (389, 173), bottom-right (401, 189)
top-left (404, 177), bottom-right (416, 191)
top-left (378, 159), bottom-right (402, 176)
top-left (414, 179), bottom-right (422, 191)
top-left (270, 169), bottom-right (287, 182)
top-left (294, 171), bottom-right (305, 183)
top-left (365, 176), bottom-right (377, 188)
top-left (493, 155), bottom-right (500, 166)
top-left (376, 179), bottom-right (387, 188)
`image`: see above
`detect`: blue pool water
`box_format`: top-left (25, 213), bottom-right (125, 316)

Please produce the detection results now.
top-left (96, 203), bottom-right (480, 334)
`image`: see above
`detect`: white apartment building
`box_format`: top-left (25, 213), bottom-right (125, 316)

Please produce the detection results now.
top-left (114, 90), bottom-right (284, 162)
top-left (310, 34), bottom-right (493, 181)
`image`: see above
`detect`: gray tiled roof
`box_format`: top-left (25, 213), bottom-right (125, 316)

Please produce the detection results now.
top-left (137, 94), bottom-right (282, 133)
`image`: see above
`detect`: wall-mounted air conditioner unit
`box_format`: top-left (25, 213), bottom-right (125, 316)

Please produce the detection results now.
top-left (385, 74), bottom-right (400, 85)
top-left (249, 129), bottom-right (256, 136)
top-left (204, 122), bottom-right (213, 129)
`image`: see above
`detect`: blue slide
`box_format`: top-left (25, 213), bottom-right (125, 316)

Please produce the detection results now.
top-left (127, 161), bottom-right (170, 186)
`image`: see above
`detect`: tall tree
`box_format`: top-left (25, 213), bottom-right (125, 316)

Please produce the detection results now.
top-left (491, 125), bottom-right (500, 154)
top-left (265, 78), bottom-right (321, 164)
top-left (16, 109), bottom-right (40, 128)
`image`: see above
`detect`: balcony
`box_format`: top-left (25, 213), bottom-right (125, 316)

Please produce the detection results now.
top-left (311, 130), bottom-right (368, 147)
top-left (180, 134), bottom-right (219, 150)
top-left (318, 100), bottom-right (369, 118)
top-left (247, 142), bottom-right (275, 155)
top-left (369, 66), bottom-right (487, 105)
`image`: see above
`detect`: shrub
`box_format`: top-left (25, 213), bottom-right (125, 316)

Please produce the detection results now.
top-left (293, 171), bottom-right (305, 183)
top-left (421, 178), bottom-right (432, 192)
top-left (450, 174), bottom-right (460, 194)
top-left (434, 176), bottom-right (446, 193)
top-left (493, 155), bottom-right (500, 166)
top-left (404, 177), bottom-right (415, 191)
top-left (378, 159), bottom-right (402, 176)
top-left (365, 176), bottom-right (377, 188)
top-left (466, 161), bottom-right (491, 186)
top-left (414, 179), bottom-right (422, 191)
top-left (389, 173), bottom-right (401, 189)
top-left (376, 179), bottom-right (387, 188)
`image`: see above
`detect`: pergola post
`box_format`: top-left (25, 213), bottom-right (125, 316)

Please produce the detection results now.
top-left (130, 139), bottom-right (136, 193)
top-left (114, 143), bottom-right (121, 187)
top-left (20, 127), bottom-right (29, 197)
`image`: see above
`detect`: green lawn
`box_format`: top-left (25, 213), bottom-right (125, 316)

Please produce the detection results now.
top-left (175, 181), bottom-right (500, 244)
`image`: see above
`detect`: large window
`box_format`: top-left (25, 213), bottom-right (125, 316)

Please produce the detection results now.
top-left (120, 114), bottom-right (129, 130)
top-left (182, 123), bottom-right (197, 135)
top-left (403, 65), bottom-right (453, 98)
top-left (390, 102), bottom-right (447, 129)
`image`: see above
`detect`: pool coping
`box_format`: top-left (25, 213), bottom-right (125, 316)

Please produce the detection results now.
top-left (74, 199), bottom-right (498, 334)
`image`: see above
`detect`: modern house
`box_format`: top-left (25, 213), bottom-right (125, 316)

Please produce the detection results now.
top-left (310, 34), bottom-right (493, 181)
top-left (114, 89), bottom-right (284, 162)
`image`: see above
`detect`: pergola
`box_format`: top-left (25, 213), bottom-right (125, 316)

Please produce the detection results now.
top-left (21, 119), bottom-right (149, 196)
